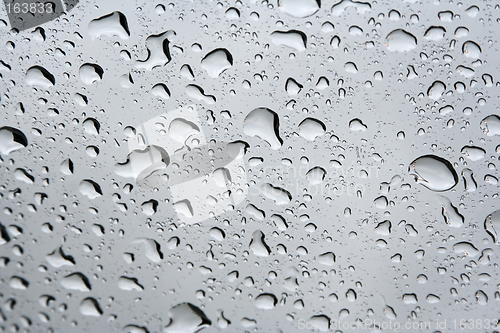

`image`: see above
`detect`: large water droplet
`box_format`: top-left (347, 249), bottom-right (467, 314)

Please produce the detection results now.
top-left (114, 146), bottom-right (168, 182)
top-left (132, 238), bottom-right (163, 263)
top-left (480, 115), bottom-right (500, 136)
top-left (462, 40), bottom-right (481, 59)
top-left (317, 252), bottom-right (336, 265)
top-left (408, 155), bottom-right (458, 191)
top-left (255, 293), bottom-right (277, 309)
top-left (0, 127), bottom-right (28, 155)
top-left (79, 179), bottom-right (103, 199)
top-left (437, 196), bottom-right (464, 228)
top-left (484, 210), bottom-right (500, 244)
top-left (25, 66), bottom-right (55, 88)
top-left (151, 83), bottom-right (171, 99)
top-left (88, 11), bottom-right (130, 40)
top-left (385, 29), bottom-right (417, 52)
top-left (164, 303), bottom-right (211, 333)
top-left (453, 241), bottom-right (479, 257)
top-left (185, 84), bottom-right (216, 104)
top-left (461, 145), bottom-right (486, 161)
top-left (331, 0), bottom-right (371, 16)
top-left (118, 276), bottom-right (144, 291)
top-left (200, 48), bottom-right (233, 78)
top-left (46, 247), bottom-right (75, 267)
top-left (135, 31), bottom-right (175, 70)
top-left (424, 26), bottom-right (446, 41)
top-left (249, 230), bottom-right (271, 257)
top-left (299, 118), bottom-right (325, 140)
top-left (427, 81), bottom-right (446, 100)
top-left (79, 63), bottom-right (103, 85)
top-left (243, 108), bottom-right (282, 149)
top-left (278, 0), bottom-right (320, 18)
top-left (261, 183), bottom-right (291, 205)
top-left (80, 298), bottom-right (103, 317)
top-left (271, 30), bottom-right (307, 52)
top-left (285, 77), bottom-right (303, 95)
top-left (61, 273), bottom-right (91, 291)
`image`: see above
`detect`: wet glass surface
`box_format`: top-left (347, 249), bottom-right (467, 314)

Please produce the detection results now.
top-left (0, 0), bottom-right (499, 332)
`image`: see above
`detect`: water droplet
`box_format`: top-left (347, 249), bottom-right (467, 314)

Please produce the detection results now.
top-left (455, 26), bottom-right (469, 38)
top-left (374, 220), bottom-right (391, 235)
top-left (317, 252), bottom-right (335, 265)
top-left (10, 276), bottom-right (29, 289)
top-left (185, 84), bottom-right (216, 104)
top-left (408, 155), bottom-right (458, 191)
top-left (299, 118), bottom-right (325, 140)
top-left (61, 273), bottom-right (91, 291)
top-left (255, 293), bottom-right (277, 309)
top-left (456, 65), bottom-right (475, 78)
top-left (135, 31), bottom-right (176, 70)
top-left (462, 40), bottom-right (481, 59)
top-left (79, 298), bottom-right (103, 317)
top-left (385, 29), bottom-right (417, 52)
top-left (285, 77), bottom-right (303, 95)
top-left (151, 83), bottom-right (171, 99)
top-left (201, 48), bottom-right (233, 78)
top-left (344, 61), bottom-right (358, 73)
top-left (249, 230), bottom-right (271, 257)
top-left (132, 238), bottom-right (163, 263)
top-left (83, 117), bottom-right (100, 135)
top-left (25, 66), bottom-right (55, 88)
top-left (0, 127), bottom-right (28, 155)
top-left (209, 227), bottom-right (225, 241)
top-left (349, 118), bottom-right (367, 131)
top-left (261, 183), bottom-right (291, 204)
top-left (225, 7), bottom-right (240, 19)
top-left (424, 26), bottom-right (446, 41)
top-left (278, 0), bottom-right (320, 18)
top-left (118, 276), bottom-right (144, 291)
top-left (46, 247), bottom-right (75, 267)
top-left (115, 146), bottom-right (168, 182)
top-left (427, 81), bottom-right (446, 100)
top-left (453, 241), bottom-right (479, 257)
top-left (484, 210), bottom-right (500, 244)
top-left (271, 214), bottom-right (288, 230)
top-left (480, 115), bottom-right (500, 136)
top-left (88, 11), bottom-right (130, 40)
top-left (79, 63), bottom-right (103, 85)
top-left (164, 303), bottom-right (211, 333)
top-left (465, 5), bottom-right (479, 17)
top-left (79, 179), bottom-right (103, 199)
top-left (271, 30), bottom-right (307, 52)
top-left (461, 168), bottom-right (477, 192)
top-left (461, 145), bottom-right (486, 161)
top-left (316, 76), bottom-right (329, 89)
top-left (321, 22), bottom-right (334, 33)
top-left (331, 0), bottom-right (371, 16)
top-left (437, 196), bottom-right (464, 227)
top-left (243, 108), bottom-right (282, 149)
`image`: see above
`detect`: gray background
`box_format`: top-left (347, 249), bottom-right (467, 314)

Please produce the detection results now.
top-left (0, 0), bottom-right (499, 332)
